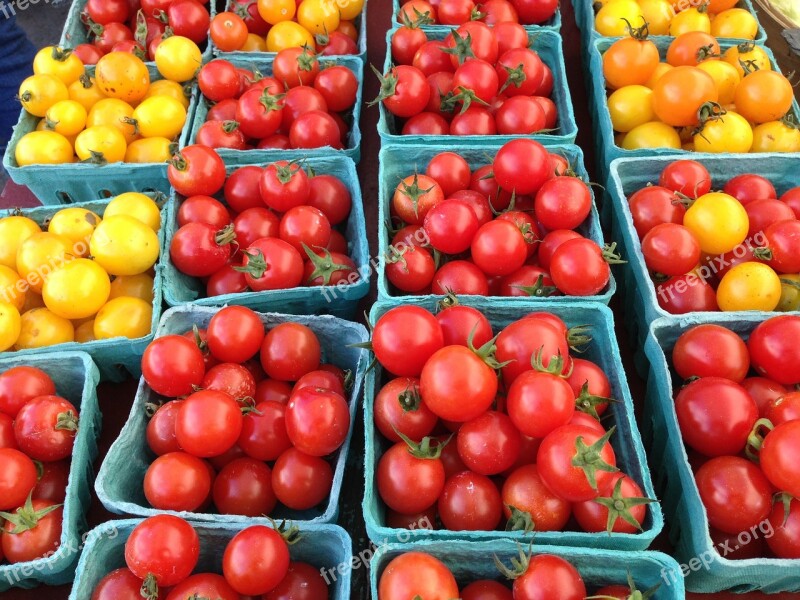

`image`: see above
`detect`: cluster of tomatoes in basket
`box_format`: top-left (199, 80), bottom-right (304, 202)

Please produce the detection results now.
top-left (383, 21), bottom-right (558, 136)
top-left (594, 0), bottom-right (760, 38)
top-left (378, 550), bottom-right (655, 600)
top-left (627, 159), bottom-right (800, 313)
top-left (93, 516), bottom-right (328, 599)
top-left (168, 152), bottom-right (357, 297)
top-left (75, 0), bottom-right (210, 64)
top-left (195, 53), bottom-right (358, 151)
top-left (386, 139), bottom-right (614, 297)
top-left (670, 316), bottom-right (800, 559)
top-left (0, 367), bottom-right (77, 565)
top-left (603, 30), bottom-right (799, 153)
top-left (371, 304), bottom-right (653, 535)
top-left (395, 0), bottom-right (558, 26)
top-left (0, 194), bottom-right (160, 352)
top-left (15, 45), bottom-right (200, 166)
top-left (213, 0), bottom-right (363, 54)
top-left (141, 306), bottom-right (350, 517)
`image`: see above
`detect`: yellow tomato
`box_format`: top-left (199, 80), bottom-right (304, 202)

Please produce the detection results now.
top-left (711, 8), bottom-right (758, 40)
top-left (74, 320), bottom-right (97, 343)
top-left (48, 207), bottom-right (101, 257)
top-left (104, 193), bottom-right (161, 232)
top-left (15, 232), bottom-right (74, 294)
top-left (696, 60), bottom-right (740, 105)
top-left (143, 79), bottom-right (191, 110)
top-left (131, 96), bottom-right (187, 139)
top-left (87, 98), bottom-right (138, 145)
top-left (95, 52), bottom-right (151, 104)
top-left (15, 308), bottom-right (74, 349)
top-left (608, 85), bottom-right (655, 133)
top-left (21, 290), bottom-right (45, 313)
top-left (44, 100), bottom-right (87, 137)
top-left (297, 0), bottom-right (340, 35)
top-left (109, 273), bottom-right (155, 303)
top-left (14, 131), bottom-right (73, 166)
top-left (90, 215), bottom-right (160, 276)
top-left (777, 274), bottom-right (800, 312)
top-left (717, 262), bottom-right (781, 311)
top-left (266, 21), bottom-right (316, 52)
top-left (751, 120), bottom-right (800, 153)
top-left (0, 303), bottom-right (21, 352)
top-left (637, 0), bottom-right (674, 35)
top-left (258, 0), bottom-right (296, 23)
top-left (669, 6), bottom-right (711, 35)
top-left (241, 33), bottom-right (268, 52)
top-left (155, 36), bottom-right (203, 83)
top-left (0, 216), bottom-right (41, 270)
top-left (75, 125), bottom-right (127, 164)
top-left (723, 43), bottom-right (771, 77)
top-left (337, 0), bottom-right (364, 21)
top-left (595, 0), bottom-right (644, 36)
top-left (124, 137), bottom-right (173, 163)
top-left (42, 258), bottom-right (110, 320)
top-left (94, 296), bottom-right (152, 340)
top-left (684, 192), bottom-right (749, 254)
top-left (68, 75), bottom-right (107, 113)
top-left (645, 62), bottom-right (673, 89)
top-left (32, 47), bottom-right (84, 86)
top-left (18, 74), bottom-right (69, 117)
top-left (693, 111), bottom-right (753, 153)
top-left (0, 266), bottom-right (26, 311)
top-left (621, 121), bottom-right (682, 149)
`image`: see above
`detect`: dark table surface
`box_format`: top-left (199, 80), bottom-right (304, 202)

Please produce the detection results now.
top-left (2, 0), bottom-right (800, 598)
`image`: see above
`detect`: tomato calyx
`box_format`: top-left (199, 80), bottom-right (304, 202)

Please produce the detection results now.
top-left (0, 493), bottom-right (62, 535)
top-left (621, 17), bottom-right (650, 40)
top-left (369, 65), bottom-right (400, 106)
top-left (235, 249), bottom-right (270, 279)
top-left (303, 244), bottom-right (355, 286)
top-left (571, 426), bottom-right (619, 491)
top-left (442, 30), bottom-right (476, 66)
top-left (81, 149), bottom-right (108, 165)
top-left (575, 382), bottom-right (617, 420)
top-left (396, 430), bottom-right (452, 460)
top-left (738, 57), bottom-right (760, 76)
top-left (468, 327), bottom-right (511, 370)
top-left (50, 46), bottom-right (74, 62)
top-left (85, 17), bottom-right (105, 38)
top-left (144, 400), bottom-right (164, 418)
top-left (268, 517), bottom-right (302, 545)
top-left (512, 275), bottom-right (559, 298)
top-left (121, 116), bottom-right (141, 135)
top-left (469, 5), bottom-right (486, 20)
top-left (602, 242), bottom-right (626, 265)
top-left (692, 102), bottom-right (727, 140)
top-left (445, 87), bottom-right (490, 115)
top-left (397, 173), bottom-right (435, 220)
top-left (696, 43), bottom-right (719, 62)
top-left (397, 382), bottom-right (424, 413)
top-left (774, 491), bottom-right (795, 527)
top-left (399, 8), bottom-right (433, 27)
top-left (593, 477), bottom-right (655, 533)
top-left (141, 573), bottom-right (160, 600)
top-left (296, 47), bottom-right (320, 72)
top-left (531, 347), bottom-right (572, 377)
top-left (493, 543), bottom-right (534, 580)
top-left (745, 417), bottom-right (775, 462)
top-left (239, 396), bottom-right (262, 416)
top-left (273, 161), bottom-right (304, 185)
top-left (55, 409), bottom-right (79, 433)
top-left (230, 0), bottom-right (252, 19)
top-left (780, 113), bottom-right (800, 130)
top-left (586, 573), bottom-right (660, 600)
top-left (134, 9), bottom-right (148, 47)
top-left (435, 291), bottom-right (461, 311)
top-left (505, 504), bottom-right (536, 534)
top-left (566, 325), bottom-right (592, 351)
top-left (221, 120), bottom-right (241, 134)
top-left (258, 89), bottom-right (286, 112)
top-left (78, 72), bottom-right (94, 89)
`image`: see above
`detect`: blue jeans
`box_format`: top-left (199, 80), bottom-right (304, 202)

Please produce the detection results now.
top-left (0, 14), bottom-right (36, 162)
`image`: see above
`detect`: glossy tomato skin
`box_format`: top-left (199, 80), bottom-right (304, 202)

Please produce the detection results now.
top-left (381, 65), bottom-right (430, 118)
top-left (461, 580), bottom-right (512, 600)
top-left (435, 305), bottom-right (493, 348)
top-left (573, 473), bottom-right (649, 533)
top-left (175, 390), bottom-right (243, 458)
top-left (146, 400), bottom-right (182, 456)
top-left (213, 457), bottom-right (277, 516)
top-left (377, 440), bottom-right (446, 514)
top-left (378, 552), bottom-right (459, 600)
top-left (165, 573), bottom-right (239, 600)
top-left (767, 497), bottom-right (800, 559)
top-left (696, 456), bottom-right (773, 535)
top-left (748, 316), bottom-right (800, 385)
top-left (142, 335), bottom-right (206, 397)
top-left (264, 562), bottom-right (330, 600)
top-left (14, 395), bottom-right (78, 461)
top-left (285, 387), bottom-right (350, 457)
top-left (125, 515), bottom-right (200, 587)
top-left (457, 411), bottom-right (521, 476)
top-left (672, 324), bottom-right (750, 382)
top-left (431, 260), bottom-right (490, 296)
top-left (0, 366), bottom-right (56, 418)
top-left (91, 568), bottom-right (159, 600)
top-left (537, 424), bottom-right (617, 502)
top-left (495, 317), bottom-right (569, 385)
top-left (659, 160), bottom-right (712, 198)
top-left (656, 274), bottom-right (719, 314)
top-left (438, 470), bottom-right (503, 531)
top-left (501, 463), bottom-right (571, 531)
top-left (238, 401), bottom-right (291, 461)
top-left (550, 238), bottom-right (610, 296)
top-left (506, 371), bottom-right (575, 439)
top-left (372, 306), bottom-right (443, 377)
top-left (0, 448), bottom-right (37, 510)
top-left (470, 220), bottom-right (528, 277)
top-left (513, 554), bottom-right (586, 600)
top-left (271, 447), bottom-right (333, 510)
top-left (240, 238), bottom-right (304, 291)
top-left (178, 195), bottom-right (231, 228)
top-left (206, 305), bottom-right (265, 364)
top-left (203, 363), bottom-right (256, 400)
top-left (761, 421), bottom-right (800, 498)
top-left (170, 222), bottom-right (234, 278)
top-left (628, 185), bottom-right (686, 239)
top-left (168, 145), bottom-right (226, 197)
top-left (723, 174), bottom-right (777, 206)
top-left (675, 377), bottom-right (757, 457)
top-left (2, 499), bottom-right (63, 563)
top-left (31, 459), bottom-right (69, 503)
top-left (260, 323), bottom-right (321, 381)
top-left (144, 451), bottom-right (212, 512)
top-left (223, 526), bottom-right (290, 596)
top-left (374, 377), bottom-right (437, 442)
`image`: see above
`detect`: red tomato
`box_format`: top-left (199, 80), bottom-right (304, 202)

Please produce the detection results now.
top-left (260, 323), bottom-right (320, 381)
top-left (431, 260), bottom-right (490, 295)
top-left (213, 457), bottom-right (276, 516)
top-left (495, 316), bottom-right (569, 385)
top-left (87, 0), bottom-right (130, 25)
top-left (372, 306), bottom-right (444, 377)
top-left (656, 274), bottom-right (719, 314)
top-left (142, 335), bottom-right (206, 397)
top-left (438, 470), bottom-right (503, 530)
top-left (672, 324), bottom-right (750, 382)
top-left (392, 26), bottom-right (428, 65)
top-left (414, 41), bottom-right (456, 76)
top-left (289, 110), bottom-right (343, 149)
top-left (0, 366), bottom-right (56, 418)
top-left (271, 447), bottom-right (333, 510)
top-left (764, 220), bottom-right (800, 274)
top-left (14, 396), bottom-right (77, 461)
top-left (260, 161), bottom-right (310, 212)
top-left (0, 448), bottom-right (37, 510)
top-left (170, 222), bottom-right (235, 277)
top-left (91, 568), bottom-right (159, 600)
top-left (766, 497), bottom-right (800, 559)
top-left (628, 185), bottom-right (686, 239)
top-left (377, 65), bottom-right (431, 118)
top-left (761, 420), bottom-right (800, 498)
top-left (748, 316), bottom-right (800, 385)
top-left (169, 145), bottom-right (226, 197)
top-left (742, 376), bottom-right (788, 417)
top-left (745, 199), bottom-right (795, 240)
top-left (314, 66), bottom-right (358, 112)
top-left (175, 390), bottom-right (243, 458)
top-left (236, 88), bottom-right (284, 139)
top-left (206, 305), bottom-right (265, 364)
top-left (573, 472), bottom-right (651, 533)
top-left (146, 400), bottom-right (182, 456)
top-left (223, 525), bottom-right (290, 596)
top-left (377, 438), bottom-right (446, 514)
top-left (238, 401), bottom-right (291, 461)
top-left (238, 238), bottom-right (304, 291)
top-left (178, 195), bottom-right (231, 229)
top-left (165, 573), bottom-right (240, 600)
top-left (125, 515), bottom-right (199, 587)
top-left (31, 459), bottom-right (69, 503)
top-left (307, 174), bottom-right (351, 226)
top-left (168, 0), bottom-right (210, 43)
top-left (511, 0), bottom-right (557, 23)
top-left (462, 580), bottom-right (513, 600)
top-left (144, 451), bottom-right (212, 512)
top-left (2, 499), bottom-right (63, 563)
top-left (378, 552), bottom-right (458, 600)
top-left (641, 223), bottom-right (700, 276)
top-left (496, 48), bottom-right (544, 97)
top-left (781, 187), bottom-right (800, 219)
top-left (435, 305), bottom-right (493, 348)
top-left (506, 371), bottom-right (575, 438)
top-left (723, 174), bottom-right (777, 206)
top-left (374, 377), bottom-right (437, 442)
top-left (457, 410), bottom-right (521, 475)
top-left (511, 554), bottom-right (586, 600)
top-left (285, 387), bottom-right (350, 456)
top-left (264, 562), bottom-right (330, 600)
top-left (659, 160), bottom-right (712, 198)
top-left (534, 176), bottom-right (592, 231)
top-left (493, 138), bottom-right (550, 196)
top-left (470, 220), bottom-right (528, 276)
top-left (550, 238), bottom-right (611, 296)
top-left (502, 464), bottom-right (571, 531)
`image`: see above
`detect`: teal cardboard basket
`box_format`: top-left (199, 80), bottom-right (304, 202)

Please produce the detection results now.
top-left (0, 351), bottom-right (101, 592)
top-left (0, 198), bottom-right (166, 382)
top-left (59, 0), bottom-right (216, 66)
top-left (212, 0), bottom-right (367, 60)
top-left (161, 156), bottom-right (369, 319)
top-left (606, 154), bottom-right (800, 377)
top-left (68, 520), bottom-right (352, 600)
top-left (376, 143), bottom-right (616, 305)
top-left (96, 305), bottom-right (369, 525)
top-left (363, 299), bottom-right (663, 550)
top-left (2, 65), bottom-right (199, 206)
top-left (377, 28), bottom-right (578, 146)
top-left (586, 36), bottom-right (800, 182)
top-left (643, 316), bottom-right (800, 593)
top-left (370, 540), bottom-right (685, 599)
top-left (188, 56), bottom-right (363, 163)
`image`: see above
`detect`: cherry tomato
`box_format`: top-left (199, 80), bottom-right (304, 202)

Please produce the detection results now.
top-left (176, 390), bottom-right (243, 458)
top-left (144, 451), bottom-right (212, 512)
top-left (125, 515), bottom-right (199, 587)
top-left (502, 464), bottom-right (571, 531)
top-left (223, 525), bottom-right (290, 596)
top-left (438, 470), bottom-right (503, 530)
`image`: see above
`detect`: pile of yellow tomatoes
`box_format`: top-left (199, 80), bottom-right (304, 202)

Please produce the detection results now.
top-left (13, 37), bottom-right (203, 167)
top-left (595, 0), bottom-right (760, 39)
top-left (602, 30), bottom-right (799, 153)
top-left (0, 193), bottom-right (161, 352)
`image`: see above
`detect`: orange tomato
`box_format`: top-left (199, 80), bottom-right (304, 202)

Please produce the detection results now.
top-left (666, 32), bottom-right (720, 67)
top-left (602, 36), bottom-right (660, 89)
top-left (734, 70), bottom-right (795, 124)
top-left (652, 66), bottom-right (718, 127)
